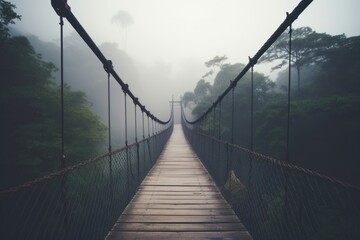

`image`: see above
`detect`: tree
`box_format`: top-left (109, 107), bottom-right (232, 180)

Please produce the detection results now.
top-left (205, 55), bottom-right (228, 69)
top-left (182, 91), bottom-right (195, 108)
top-left (0, 28), bottom-right (106, 188)
top-left (0, 0), bottom-right (21, 39)
top-left (188, 61), bottom-right (275, 144)
top-left (260, 27), bottom-right (346, 97)
top-left (194, 79), bottom-right (212, 102)
top-left (202, 55), bottom-right (228, 81)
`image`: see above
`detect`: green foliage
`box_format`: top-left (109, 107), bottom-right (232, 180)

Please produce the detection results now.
top-left (186, 58), bottom-right (275, 144)
top-left (0, 35), bottom-right (106, 189)
top-left (260, 27), bottom-right (347, 97)
top-left (204, 55), bottom-right (228, 69)
top-left (186, 32), bottom-right (360, 186)
top-left (182, 91), bottom-right (195, 108)
top-left (0, 0), bottom-right (21, 39)
top-left (254, 95), bottom-right (360, 184)
top-left (307, 36), bottom-right (360, 97)
top-left (63, 85), bottom-right (107, 163)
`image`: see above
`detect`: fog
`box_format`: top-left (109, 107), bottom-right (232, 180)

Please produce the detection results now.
top-left (10, 0), bottom-right (360, 122)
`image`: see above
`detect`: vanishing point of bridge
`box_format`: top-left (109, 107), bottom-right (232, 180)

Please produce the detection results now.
top-left (105, 125), bottom-right (252, 239)
top-left (1, 0), bottom-right (359, 240)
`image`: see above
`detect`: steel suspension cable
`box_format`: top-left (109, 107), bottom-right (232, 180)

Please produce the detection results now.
top-left (182, 0), bottom-right (313, 125)
top-left (51, 0), bottom-right (171, 125)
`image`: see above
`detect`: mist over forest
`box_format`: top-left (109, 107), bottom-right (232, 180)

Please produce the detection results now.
top-left (1, 27), bottom-right (175, 188)
top-left (1, 0), bottom-right (360, 192)
top-left (183, 28), bottom-right (360, 186)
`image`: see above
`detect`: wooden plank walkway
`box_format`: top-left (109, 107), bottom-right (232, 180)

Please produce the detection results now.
top-left (105, 124), bottom-right (252, 239)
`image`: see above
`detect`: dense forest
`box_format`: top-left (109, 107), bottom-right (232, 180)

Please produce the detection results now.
top-left (184, 28), bottom-right (360, 186)
top-left (0, 1), bottom-right (107, 189)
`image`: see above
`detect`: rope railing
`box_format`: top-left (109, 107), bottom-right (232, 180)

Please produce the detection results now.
top-left (181, 0), bottom-right (360, 239)
top-left (0, 1), bottom-right (174, 239)
top-left (184, 0), bottom-right (313, 125)
top-left (182, 112), bottom-right (360, 240)
top-left (0, 126), bottom-right (173, 240)
top-left (51, 0), bottom-right (171, 125)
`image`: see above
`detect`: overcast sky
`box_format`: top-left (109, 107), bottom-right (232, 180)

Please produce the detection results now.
top-left (10, 0), bottom-right (360, 118)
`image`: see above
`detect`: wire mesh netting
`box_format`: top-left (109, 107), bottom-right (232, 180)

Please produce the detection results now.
top-left (182, 121), bottom-right (360, 240)
top-left (0, 124), bottom-right (173, 240)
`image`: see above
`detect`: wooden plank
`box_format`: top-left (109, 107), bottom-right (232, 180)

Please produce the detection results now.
top-left (138, 186), bottom-right (218, 192)
top-left (132, 195), bottom-right (224, 200)
top-left (106, 231), bottom-right (253, 240)
top-left (112, 222), bottom-right (246, 231)
top-left (132, 192), bottom-right (221, 196)
top-left (129, 199), bottom-right (225, 205)
top-left (126, 203), bottom-right (230, 209)
top-left (122, 208), bottom-right (235, 216)
top-left (117, 215), bottom-right (241, 223)
top-left (105, 125), bottom-right (253, 240)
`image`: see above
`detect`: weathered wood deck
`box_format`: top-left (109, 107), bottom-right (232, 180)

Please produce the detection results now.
top-left (105, 125), bottom-right (252, 239)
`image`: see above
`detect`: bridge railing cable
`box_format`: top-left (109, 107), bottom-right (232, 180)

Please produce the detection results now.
top-left (182, 121), bottom-right (360, 240)
top-left (183, 0), bottom-right (313, 125)
top-left (0, 126), bottom-right (173, 240)
top-left (181, 0), bottom-right (360, 239)
top-left (0, 1), bottom-right (175, 239)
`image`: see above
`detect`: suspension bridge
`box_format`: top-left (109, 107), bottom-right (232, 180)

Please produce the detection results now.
top-left (1, 0), bottom-right (359, 239)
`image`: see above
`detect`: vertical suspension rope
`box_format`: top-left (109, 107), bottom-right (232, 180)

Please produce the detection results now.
top-left (231, 87), bottom-right (235, 145)
top-left (250, 65), bottom-right (254, 151)
top-left (59, 16), bottom-right (68, 235)
top-left (229, 87), bottom-right (235, 193)
top-left (282, 21), bottom-right (293, 233)
top-left (141, 110), bottom-right (145, 174)
top-left (147, 116), bottom-right (150, 138)
top-left (142, 111), bottom-right (145, 140)
top-left (134, 102), bottom-right (138, 143)
top-left (287, 23), bottom-right (292, 163)
top-left (147, 115), bottom-right (152, 164)
top-left (107, 68), bottom-right (112, 154)
top-left (105, 60), bottom-right (114, 213)
top-left (152, 119), bottom-right (154, 136)
top-left (124, 93), bottom-right (128, 147)
top-left (134, 101), bottom-right (140, 184)
top-left (248, 64), bottom-right (255, 191)
top-left (124, 92), bottom-right (130, 199)
top-left (60, 16), bottom-right (65, 169)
